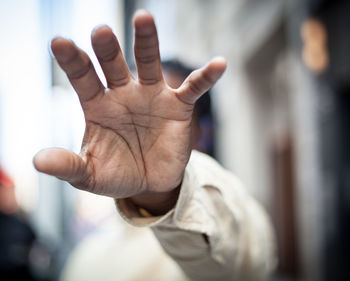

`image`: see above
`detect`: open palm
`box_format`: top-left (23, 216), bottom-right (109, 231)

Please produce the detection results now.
top-left (34, 10), bottom-right (226, 204)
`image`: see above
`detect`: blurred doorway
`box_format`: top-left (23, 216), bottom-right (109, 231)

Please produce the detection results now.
top-left (245, 20), bottom-right (300, 279)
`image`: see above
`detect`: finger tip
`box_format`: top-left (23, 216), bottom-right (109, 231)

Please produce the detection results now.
top-left (133, 9), bottom-right (152, 18)
top-left (33, 149), bottom-right (49, 172)
top-left (51, 38), bottom-right (66, 53)
top-left (133, 9), bottom-right (154, 27)
top-left (212, 56), bottom-right (227, 68)
top-left (50, 37), bottom-right (77, 62)
top-left (51, 36), bottom-right (64, 43)
top-left (33, 148), bottom-right (62, 171)
top-left (91, 24), bottom-right (113, 40)
top-left (51, 36), bottom-right (68, 49)
top-left (210, 56), bottom-right (227, 77)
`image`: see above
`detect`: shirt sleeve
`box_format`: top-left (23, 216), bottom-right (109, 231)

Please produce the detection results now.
top-left (115, 150), bottom-right (277, 281)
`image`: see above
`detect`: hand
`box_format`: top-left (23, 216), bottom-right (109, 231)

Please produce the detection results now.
top-left (34, 10), bottom-right (226, 212)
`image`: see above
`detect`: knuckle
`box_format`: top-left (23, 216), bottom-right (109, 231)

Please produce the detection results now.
top-left (135, 53), bottom-right (159, 64)
top-left (202, 71), bottom-right (215, 85)
top-left (67, 61), bottom-right (92, 80)
top-left (97, 47), bottom-right (119, 62)
top-left (188, 81), bottom-right (202, 96)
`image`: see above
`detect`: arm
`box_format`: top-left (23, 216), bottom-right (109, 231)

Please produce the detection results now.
top-left (116, 151), bottom-right (277, 281)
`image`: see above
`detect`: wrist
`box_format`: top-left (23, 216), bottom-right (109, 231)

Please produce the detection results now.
top-left (129, 185), bottom-right (181, 216)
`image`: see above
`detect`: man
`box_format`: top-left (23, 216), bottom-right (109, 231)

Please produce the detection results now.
top-left (34, 10), bottom-right (276, 280)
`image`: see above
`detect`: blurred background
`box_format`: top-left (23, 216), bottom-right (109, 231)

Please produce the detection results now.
top-left (0, 0), bottom-right (349, 280)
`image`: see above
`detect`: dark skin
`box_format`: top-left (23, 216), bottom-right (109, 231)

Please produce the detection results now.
top-left (33, 10), bottom-right (226, 215)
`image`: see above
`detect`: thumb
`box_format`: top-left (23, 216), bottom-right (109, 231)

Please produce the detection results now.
top-left (176, 57), bottom-right (227, 105)
top-left (33, 148), bottom-right (88, 186)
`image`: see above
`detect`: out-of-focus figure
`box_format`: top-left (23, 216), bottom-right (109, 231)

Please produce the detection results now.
top-left (162, 59), bottom-right (216, 157)
top-left (0, 164), bottom-right (36, 280)
top-left (0, 164), bottom-right (54, 281)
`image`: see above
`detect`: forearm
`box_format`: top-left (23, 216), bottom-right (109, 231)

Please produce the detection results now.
top-left (152, 170), bottom-right (276, 280)
top-left (116, 151), bottom-right (277, 280)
